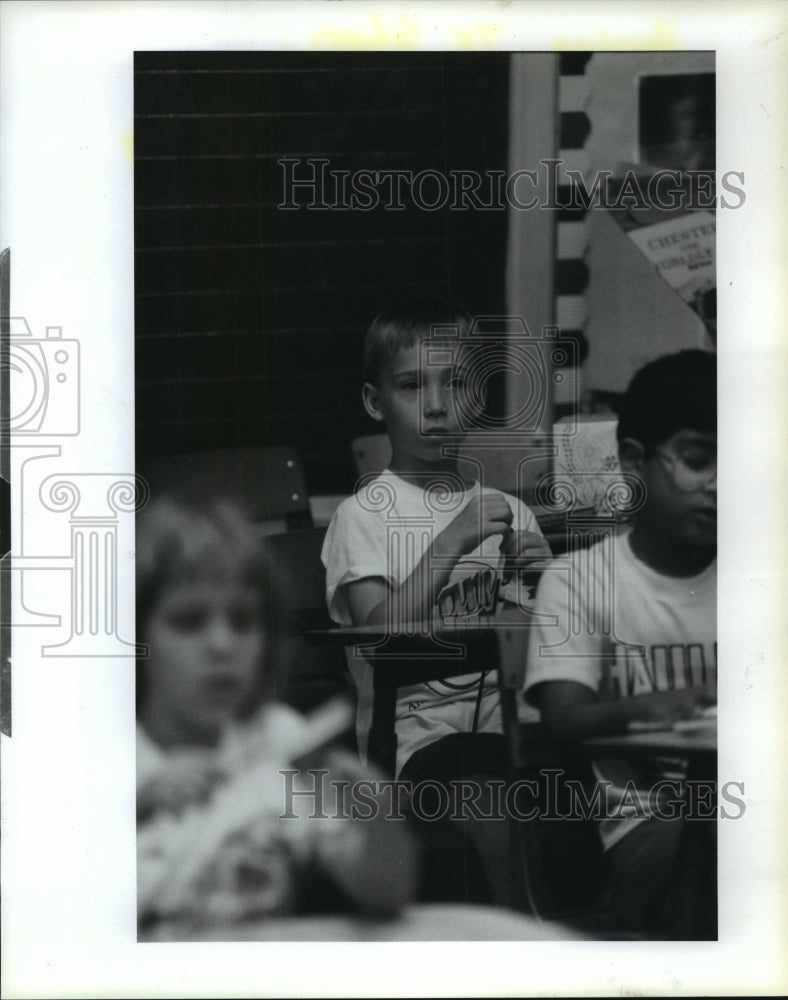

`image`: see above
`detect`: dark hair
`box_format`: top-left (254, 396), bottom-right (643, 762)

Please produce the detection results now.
top-left (136, 495), bottom-right (277, 716)
top-left (362, 296), bottom-right (472, 385)
top-left (616, 349), bottom-right (716, 454)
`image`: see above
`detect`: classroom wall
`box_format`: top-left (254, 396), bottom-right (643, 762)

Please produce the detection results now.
top-left (584, 209), bottom-right (709, 393)
top-left (135, 51), bottom-right (715, 500)
top-left (505, 51), bottom-right (715, 404)
top-left (582, 52), bottom-right (714, 393)
top-left (134, 52), bottom-right (510, 496)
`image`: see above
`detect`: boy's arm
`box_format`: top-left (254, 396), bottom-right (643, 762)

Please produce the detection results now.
top-left (345, 492), bottom-right (514, 626)
top-left (524, 548), bottom-right (715, 740)
top-left (534, 679), bottom-right (716, 741)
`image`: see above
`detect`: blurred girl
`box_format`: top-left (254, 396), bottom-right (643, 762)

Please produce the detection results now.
top-left (136, 496), bottom-right (414, 931)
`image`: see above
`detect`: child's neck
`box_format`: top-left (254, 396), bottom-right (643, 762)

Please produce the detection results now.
top-left (628, 524), bottom-right (716, 578)
top-left (388, 454), bottom-right (474, 491)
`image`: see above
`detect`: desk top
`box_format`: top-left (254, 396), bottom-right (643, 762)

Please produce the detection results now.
top-left (307, 609), bottom-right (532, 690)
top-left (583, 724), bottom-right (717, 759)
top-left (140, 902), bottom-right (584, 942)
top-left (307, 606), bottom-right (536, 644)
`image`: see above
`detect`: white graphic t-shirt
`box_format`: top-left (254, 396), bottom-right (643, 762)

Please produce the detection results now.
top-left (524, 531), bottom-right (716, 849)
top-left (322, 471), bottom-right (543, 775)
top-left (136, 703), bottom-right (315, 923)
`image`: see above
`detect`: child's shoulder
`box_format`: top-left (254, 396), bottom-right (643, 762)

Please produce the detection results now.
top-left (330, 472), bottom-right (427, 525)
top-left (538, 530), bottom-right (678, 595)
top-left (325, 483), bottom-right (388, 542)
top-left (533, 531), bottom-right (620, 600)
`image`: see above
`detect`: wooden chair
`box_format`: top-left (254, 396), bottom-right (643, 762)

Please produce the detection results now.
top-left (350, 433), bottom-right (391, 480)
top-left (263, 526), bottom-right (353, 715)
top-left (138, 445), bottom-right (313, 535)
top-left (481, 627), bottom-right (638, 933)
top-left (512, 723), bottom-right (611, 923)
top-left (470, 625), bottom-right (609, 921)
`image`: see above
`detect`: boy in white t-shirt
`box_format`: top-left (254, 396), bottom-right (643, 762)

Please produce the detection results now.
top-left (322, 298), bottom-right (550, 904)
top-left (323, 299), bottom-right (550, 902)
top-left (524, 349), bottom-right (717, 934)
top-left (323, 299), bottom-right (550, 770)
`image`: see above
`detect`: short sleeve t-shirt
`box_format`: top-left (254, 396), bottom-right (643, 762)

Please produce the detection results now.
top-left (137, 703), bottom-right (334, 923)
top-left (524, 531), bottom-right (716, 849)
top-left (322, 471), bottom-right (543, 774)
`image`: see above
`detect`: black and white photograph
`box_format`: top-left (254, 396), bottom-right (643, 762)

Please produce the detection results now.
top-left (133, 47), bottom-right (722, 943)
top-left (2, 2), bottom-right (787, 997)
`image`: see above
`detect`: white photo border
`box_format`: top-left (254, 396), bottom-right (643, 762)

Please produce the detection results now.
top-left (1, 1), bottom-right (787, 996)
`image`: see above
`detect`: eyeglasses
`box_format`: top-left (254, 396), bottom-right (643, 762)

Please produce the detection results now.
top-left (654, 445), bottom-right (717, 491)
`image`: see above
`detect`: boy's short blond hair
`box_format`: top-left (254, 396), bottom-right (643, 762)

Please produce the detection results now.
top-left (362, 296), bottom-right (471, 385)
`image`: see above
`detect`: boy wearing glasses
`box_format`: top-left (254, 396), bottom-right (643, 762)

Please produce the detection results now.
top-left (524, 349), bottom-right (717, 933)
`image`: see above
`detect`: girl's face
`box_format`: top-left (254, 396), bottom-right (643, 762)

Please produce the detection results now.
top-left (142, 579), bottom-right (266, 745)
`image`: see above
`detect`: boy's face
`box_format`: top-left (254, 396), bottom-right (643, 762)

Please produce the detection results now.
top-left (143, 580), bottom-right (265, 743)
top-left (363, 341), bottom-right (477, 471)
top-left (626, 429), bottom-right (717, 549)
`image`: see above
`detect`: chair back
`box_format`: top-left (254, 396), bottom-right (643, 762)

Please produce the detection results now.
top-left (139, 445), bottom-right (312, 534)
top-left (263, 526), bottom-right (351, 714)
top-left (350, 434), bottom-right (391, 480)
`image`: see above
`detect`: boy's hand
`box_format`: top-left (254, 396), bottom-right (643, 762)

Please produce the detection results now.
top-left (139, 750), bottom-right (223, 818)
top-left (536, 679), bottom-right (716, 741)
top-left (436, 494), bottom-right (514, 556)
top-left (632, 682), bottom-right (716, 724)
top-left (499, 530), bottom-right (553, 584)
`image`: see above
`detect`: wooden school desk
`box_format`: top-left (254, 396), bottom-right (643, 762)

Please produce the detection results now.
top-left (307, 607), bottom-right (533, 776)
top-left (582, 721), bottom-right (718, 940)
